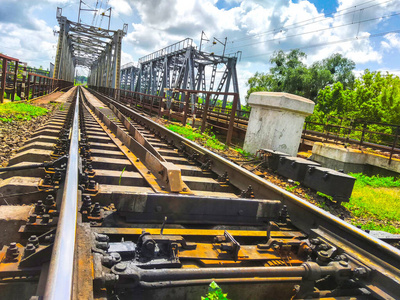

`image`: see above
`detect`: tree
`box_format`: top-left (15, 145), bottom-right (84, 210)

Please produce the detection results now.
top-left (246, 50), bottom-right (356, 102)
top-left (314, 70), bottom-right (400, 124)
top-left (322, 53), bottom-right (355, 90)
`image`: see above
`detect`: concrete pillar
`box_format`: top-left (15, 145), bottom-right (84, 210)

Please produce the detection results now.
top-left (244, 92), bottom-right (315, 156)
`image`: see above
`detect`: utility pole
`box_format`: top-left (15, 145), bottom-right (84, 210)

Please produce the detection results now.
top-left (77, 0), bottom-right (98, 24)
top-left (213, 37), bottom-right (228, 56)
top-left (199, 31), bottom-right (209, 52)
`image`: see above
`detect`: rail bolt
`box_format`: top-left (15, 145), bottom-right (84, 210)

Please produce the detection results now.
top-left (45, 195), bottom-right (55, 206)
top-left (102, 253), bottom-right (122, 267)
top-left (28, 235), bottom-right (40, 248)
top-left (89, 180), bottom-right (97, 189)
top-left (43, 174), bottom-right (53, 185)
top-left (318, 243), bottom-right (329, 251)
top-left (24, 243), bottom-right (36, 257)
top-left (114, 262), bottom-right (127, 272)
top-left (353, 267), bottom-right (368, 278)
top-left (28, 214), bottom-right (37, 223)
top-left (34, 201), bottom-right (45, 214)
top-left (82, 195), bottom-right (92, 210)
top-left (42, 214), bottom-right (50, 223)
top-left (6, 242), bottom-right (19, 260)
top-left (95, 233), bottom-right (110, 242)
top-left (339, 261), bottom-right (348, 267)
top-left (92, 202), bottom-right (101, 216)
top-left (310, 238), bottom-right (321, 245)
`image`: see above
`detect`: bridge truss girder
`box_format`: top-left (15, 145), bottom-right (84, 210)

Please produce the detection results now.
top-left (121, 38), bottom-right (241, 109)
top-left (120, 63), bottom-right (140, 91)
top-left (54, 7), bottom-right (127, 91)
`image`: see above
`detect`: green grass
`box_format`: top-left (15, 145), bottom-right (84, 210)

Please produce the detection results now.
top-left (201, 281), bottom-right (230, 300)
top-left (166, 124), bottom-right (226, 151)
top-left (350, 221), bottom-right (400, 234)
top-left (344, 173), bottom-right (400, 233)
top-left (234, 147), bottom-right (252, 157)
top-left (350, 173), bottom-right (400, 188)
top-left (0, 102), bottom-right (48, 122)
top-left (3, 92), bottom-right (21, 101)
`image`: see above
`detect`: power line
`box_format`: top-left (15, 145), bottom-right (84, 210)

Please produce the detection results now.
top-left (242, 28), bottom-right (400, 60)
top-left (226, 10), bottom-right (400, 51)
top-left (201, 0), bottom-right (394, 53)
top-left (228, 0), bottom-right (393, 45)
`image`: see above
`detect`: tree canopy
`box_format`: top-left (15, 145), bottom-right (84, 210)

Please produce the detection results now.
top-left (246, 50), bottom-right (356, 102)
top-left (313, 70), bottom-right (400, 125)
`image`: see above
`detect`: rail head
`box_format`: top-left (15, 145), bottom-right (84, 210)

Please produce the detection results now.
top-left (43, 88), bottom-right (80, 300)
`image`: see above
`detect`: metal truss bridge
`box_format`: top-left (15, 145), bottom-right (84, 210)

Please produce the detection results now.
top-left (53, 8), bottom-right (241, 109)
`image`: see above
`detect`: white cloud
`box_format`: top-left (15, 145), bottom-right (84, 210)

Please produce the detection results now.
top-left (381, 33), bottom-right (400, 52)
top-left (121, 50), bottom-right (134, 66)
top-left (109, 0), bottom-right (133, 16)
top-left (0, 20), bottom-right (57, 69)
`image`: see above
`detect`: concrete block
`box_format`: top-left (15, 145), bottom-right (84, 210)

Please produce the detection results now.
top-left (244, 92), bottom-right (315, 156)
top-left (311, 142), bottom-right (400, 175)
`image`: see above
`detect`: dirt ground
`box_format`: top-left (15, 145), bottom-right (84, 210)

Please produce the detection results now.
top-left (0, 92), bottom-right (64, 167)
top-left (32, 91), bottom-right (64, 104)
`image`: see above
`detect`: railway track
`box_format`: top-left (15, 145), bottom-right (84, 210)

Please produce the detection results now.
top-left (0, 86), bottom-right (399, 300)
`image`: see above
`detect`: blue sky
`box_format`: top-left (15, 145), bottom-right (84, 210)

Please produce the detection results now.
top-left (1, 0), bottom-right (400, 99)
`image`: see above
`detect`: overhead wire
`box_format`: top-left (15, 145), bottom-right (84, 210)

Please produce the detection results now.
top-left (228, 0), bottom-right (394, 44)
top-left (226, 10), bottom-right (400, 51)
top-left (242, 28), bottom-right (400, 60)
top-left (201, 0), bottom-right (395, 53)
top-left (99, 0), bottom-right (110, 29)
top-left (95, 0), bottom-right (103, 27)
top-left (91, 1), bottom-right (99, 26)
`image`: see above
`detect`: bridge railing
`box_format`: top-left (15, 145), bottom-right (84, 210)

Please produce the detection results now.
top-left (303, 116), bottom-right (400, 164)
top-left (138, 38), bottom-right (194, 64)
top-left (0, 53), bottom-right (73, 103)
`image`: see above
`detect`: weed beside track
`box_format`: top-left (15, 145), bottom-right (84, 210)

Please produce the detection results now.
top-left (159, 119), bottom-right (400, 234)
top-left (0, 102), bottom-right (49, 122)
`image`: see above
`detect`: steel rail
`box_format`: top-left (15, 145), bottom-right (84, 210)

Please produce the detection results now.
top-left (103, 91), bottom-right (400, 263)
top-left (87, 88), bottom-right (400, 298)
top-left (44, 88), bottom-right (80, 300)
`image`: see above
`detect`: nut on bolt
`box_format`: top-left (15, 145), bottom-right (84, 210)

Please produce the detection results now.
top-left (28, 214), bottom-right (37, 223)
top-left (41, 214), bottom-right (51, 223)
top-left (95, 233), bottom-right (110, 242)
top-left (114, 262), bottom-right (127, 272)
top-left (102, 252), bottom-right (122, 267)
top-left (24, 243), bottom-right (36, 257)
top-left (28, 235), bottom-right (40, 248)
top-left (6, 242), bottom-right (20, 260)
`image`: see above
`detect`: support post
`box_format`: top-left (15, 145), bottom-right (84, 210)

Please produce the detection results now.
top-left (182, 92), bottom-right (190, 126)
top-left (0, 58), bottom-right (6, 103)
top-left (226, 94), bottom-right (238, 146)
top-left (201, 93), bottom-right (211, 133)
